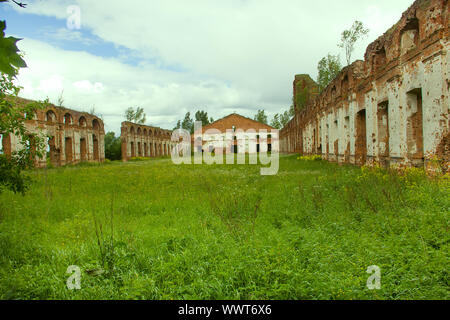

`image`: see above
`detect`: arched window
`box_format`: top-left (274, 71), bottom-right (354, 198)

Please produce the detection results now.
top-left (79, 116), bottom-right (87, 127)
top-left (92, 119), bottom-right (100, 130)
top-left (143, 129), bottom-right (147, 136)
top-left (341, 75), bottom-right (349, 95)
top-left (64, 113), bottom-right (73, 125)
top-left (372, 47), bottom-right (387, 73)
top-left (400, 18), bottom-right (420, 55)
top-left (130, 126), bottom-right (135, 135)
top-left (331, 86), bottom-right (337, 100)
top-left (137, 127), bottom-right (142, 135)
top-left (46, 110), bottom-right (56, 123)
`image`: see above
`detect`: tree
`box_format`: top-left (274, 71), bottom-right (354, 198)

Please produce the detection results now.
top-left (0, 1), bottom-right (27, 8)
top-left (317, 54), bottom-right (342, 92)
top-left (254, 109), bottom-right (268, 125)
top-left (279, 111), bottom-right (291, 128)
top-left (174, 110), bottom-right (213, 133)
top-left (270, 114), bottom-right (281, 129)
top-left (57, 90), bottom-right (64, 107)
top-left (0, 0), bottom-right (49, 195)
top-left (0, 73), bottom-right (47, 194)
top-left (194, 110), bottom-right (212, 127)
top-left (104, 132), bottom-right (121, 161)
top-left (0, 3), bottom-right (47, 194)
top-left (125, 107), bottom-right (146, 124)
top-left (288, 105), bottom-right (295, 118)
top-left (270, 105), bottom-right (295, 130)
top-left (181, 112), bottom-right (194, 134)
top-left (338, 21), bottom-right (369, 66)
top-left (173, 120), bottom-right (181, 131)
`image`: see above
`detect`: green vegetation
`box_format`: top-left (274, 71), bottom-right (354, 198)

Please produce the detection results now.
top-left (0, 19), bottom-right (27, 77)
top-left (104, 132), bottom-right (122, 161)
top-left (174, 111), bottom-right (214, 133)
top-left (125, 107), bottom-right (146, 125)
top-left (315, 20), bottom-right (369, 93)
top-left (0, 3), bottom-right (49, 195)
top-left (253, 109), bottom-right (268, 125)
top-left (317, 54), bottom-right (343, 92)
top-left (0, 156), bottom-right (448, 300)
top-left (0, 74), bottom-right (48, 195)
top-left (338, 20), bottom-right (369, 66)
top-left (270, 106), bottom-right (295, 130)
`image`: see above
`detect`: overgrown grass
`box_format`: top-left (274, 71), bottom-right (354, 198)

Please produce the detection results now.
top-left (0, 155), bottom-right (448, 300)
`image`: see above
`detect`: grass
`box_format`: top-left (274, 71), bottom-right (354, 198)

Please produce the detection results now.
top-left (0, 155), bottom-right (448, 300)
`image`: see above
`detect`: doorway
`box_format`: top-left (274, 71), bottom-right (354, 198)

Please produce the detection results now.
top-left (355, 109), bottom-right (367, 165)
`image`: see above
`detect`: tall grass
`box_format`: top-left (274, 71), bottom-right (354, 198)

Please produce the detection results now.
top-left (0, 156), bottom-right (448, 300)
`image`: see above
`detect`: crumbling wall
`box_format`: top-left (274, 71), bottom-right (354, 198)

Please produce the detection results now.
top-left (1, 97), bottom-right (105, 167)
top-left (120, 122), bottom-right (174, 161)
top-left (281, 0), bottom-right (449, 172)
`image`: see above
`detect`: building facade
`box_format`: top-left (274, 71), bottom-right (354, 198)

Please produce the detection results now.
top-left (120, 122), bottom-right (175, 161)
top-left (280, 0), bottom-right (449, 172)
top-left (0, 97), bottom-right (105, 167)
top-left (191, 113), bottom-right (277, 154)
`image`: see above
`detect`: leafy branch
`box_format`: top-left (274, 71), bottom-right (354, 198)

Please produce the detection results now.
top-left (338, 21), bottom-right (369, 66)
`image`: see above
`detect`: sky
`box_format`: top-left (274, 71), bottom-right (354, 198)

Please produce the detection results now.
top-left (1, 0), bottom-right (415, 134)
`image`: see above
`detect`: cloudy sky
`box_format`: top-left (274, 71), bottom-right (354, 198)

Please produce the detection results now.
top-left (1, 0), bottom-right (414, 134)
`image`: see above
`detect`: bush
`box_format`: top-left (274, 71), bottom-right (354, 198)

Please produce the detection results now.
top-left (298, 155), bottom-right (322, 161)
top-left (104, 132), bottom-right (121, 161)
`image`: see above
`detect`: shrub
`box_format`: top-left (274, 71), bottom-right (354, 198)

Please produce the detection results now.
top-left (297, 155), bottom-right (322, 161)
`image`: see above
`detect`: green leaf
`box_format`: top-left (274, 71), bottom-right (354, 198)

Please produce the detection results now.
top-left (0, 25), bottom-right (27, 76)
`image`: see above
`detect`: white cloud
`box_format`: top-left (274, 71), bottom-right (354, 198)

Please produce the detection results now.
top-left (16, 39), bottom-right (254, 134)
top-left (37, 74), bottom-right (64, 93)
top-left (73, 80), bottom-right (105, 93)
top-left (42, 27), bottom-right (96, 46)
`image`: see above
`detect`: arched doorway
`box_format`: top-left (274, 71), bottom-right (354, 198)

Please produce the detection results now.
top-left (65, 137), bottom-right (73, 163)
top-left (130, 142), bottom-right (135, 158)
top-left (355, 109), bottom-right (367, 166)
top-left (80, 138), bottom-right (87, 161)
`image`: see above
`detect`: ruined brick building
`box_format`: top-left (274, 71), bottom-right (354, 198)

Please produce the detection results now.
top-left (0, 97), bottom-right (105, 167)
top-left (120, 122), bottom-right (175, 161)
top-left (0, 97), bottom-right (175, 166)
top-left (280, 0), bottom-right (449, 172)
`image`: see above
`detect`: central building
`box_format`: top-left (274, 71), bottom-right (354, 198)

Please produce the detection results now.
top-left (191, 113), bottom-right (276, 154)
